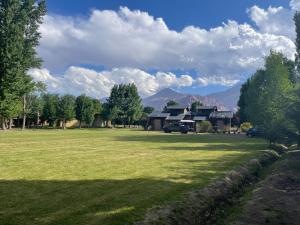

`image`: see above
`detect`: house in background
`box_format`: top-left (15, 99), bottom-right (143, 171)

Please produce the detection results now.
top-left (194, 106), bottom-right (217, 118)
top-left (148, 105), bottom-right (234, 132)
top-left (148, 112), bottom-right (170, 130)
top-left (164, 105), bottom-right (191, 125)
top-left (209, 111), bottom-right (234, 132)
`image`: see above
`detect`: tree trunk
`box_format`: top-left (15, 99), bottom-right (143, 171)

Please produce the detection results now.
top-left (79, 120), bottom-right (82, 129)
top-left (1, 117), bottom-right (7, 130)
top-left (22, 95), bottom-right (26, 130)
top-left (9, 118), bottom-right (13, 129)
top-left (36, 112), bottom-right (40, 128)
top-left (63, 120), bottom-right (66, 130)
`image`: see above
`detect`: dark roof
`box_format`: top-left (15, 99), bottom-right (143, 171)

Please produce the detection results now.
top-left (193, 116), bottom-right (207, 121)
top-left (148, 112), bottom-right (170, 118)
top-left (196, 106), bottom-right (217, 110)
top-left (209, 111), bottom-right (234, 119)
top-left (166, 114), bottom-right (185, 121)
top-left (166, 105), bottom-right (188, 110)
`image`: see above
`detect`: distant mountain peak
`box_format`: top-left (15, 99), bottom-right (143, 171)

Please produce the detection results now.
top-left (143, 85), bottom-right (241, 111)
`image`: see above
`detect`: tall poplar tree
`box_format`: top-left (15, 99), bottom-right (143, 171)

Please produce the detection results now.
top-left (0, 0), bottom-right (46, 130)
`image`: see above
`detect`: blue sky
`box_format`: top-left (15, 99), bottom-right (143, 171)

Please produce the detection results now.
top-left (30, 0), bottom-right (297, 97)
top-left (46, 0), bottom-right (289, 31)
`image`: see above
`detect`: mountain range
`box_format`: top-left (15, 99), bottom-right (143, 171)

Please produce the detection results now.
top-left (142, 85), bottom-right (241, 111)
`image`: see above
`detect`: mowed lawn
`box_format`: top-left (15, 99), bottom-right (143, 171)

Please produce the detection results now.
top-left (0, 129), bottom-right (267, 225)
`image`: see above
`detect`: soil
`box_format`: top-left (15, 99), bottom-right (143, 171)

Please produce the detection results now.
top-left (230, 151), bottom-right (300, 225)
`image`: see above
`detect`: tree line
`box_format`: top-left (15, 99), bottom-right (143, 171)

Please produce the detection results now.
top-left (238, 12), bottom-right (300, 146)
top-left (0, 82), bottom-right (154, 130)
top-left (0, 1), bottom-right (154, 130)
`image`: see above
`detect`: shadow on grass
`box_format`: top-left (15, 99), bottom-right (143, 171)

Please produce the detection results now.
top-left (160, 144), bottom-right (264, 152)
top-left (0, 156), bottom-right (246, 225)
top-left (0, 178), bottom-right (207, 225)
top-left (114, 133), bottom-right (261, 144)
top-left (114, 134), bottom-right (267, 152)
top-left (0, 179), bottom-right (180, 225)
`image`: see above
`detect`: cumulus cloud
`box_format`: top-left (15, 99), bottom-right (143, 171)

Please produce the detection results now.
top-left (29, 67), bottom-right (196, 98)
top-left (34, 2), bottom-right (299, 96)
top-left (39, 6), bottom-right (295, 79)
top-left (290, 0), bottom-right (300, 11)
top-left (248, 5), bottom-right (295, 38)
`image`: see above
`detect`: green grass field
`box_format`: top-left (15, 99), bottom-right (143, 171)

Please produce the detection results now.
top-left (0, 129), bottom-right (267, 225)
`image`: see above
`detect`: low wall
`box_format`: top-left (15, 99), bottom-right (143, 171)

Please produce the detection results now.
top-left (135, 150), bottom-right (280, 225)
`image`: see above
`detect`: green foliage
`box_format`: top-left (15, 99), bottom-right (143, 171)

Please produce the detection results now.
top-left (286, 84), bottom-right (300, 145)
top-left (108, 83), bottom-right (143, 126)
top-left (57, 95), bottom-right (76, 128)
top-left (196, 121), bottom-right (213, 133)
top-left (0, 0), bottom-right (46, 127)
top-left (240, 122), bottom-right (252, 132)
top-left (166, 100), bottom-right (178, 107)
top-left (238, 51), bottom-right (294, 143)
top-left (75, 95), bottom-right (100, 127)
top-left (41, 93), bottom-right (59, 127)
top-left (143, 106), bottom-right (154, 114)
top-left (26, 94), bottom-right (43, 123)
top-left (163, 100), bottom-right (179, 112)
top-left (191, 101), bottom-right (203, 112)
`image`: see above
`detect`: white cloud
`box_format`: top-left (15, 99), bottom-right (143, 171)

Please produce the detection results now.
top-left (33, 1), bottom-right (300, 97)
top-left (248, 5), bottom-right (295, 38)
top-left (196, 76), bottom-right (240, 87)
top-left (38, 6), bottom-right (295, 83)
top-left (28, 67), bottom-right (195, 98)
top-left (290, 0), bottom-right (300, 11)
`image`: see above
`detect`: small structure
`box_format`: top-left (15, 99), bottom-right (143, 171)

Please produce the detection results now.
top-left (194, 106), bottom-right (217, 117)
top-left (209, 111), bottom-right (234, 132)
top-left (147, 104), bottom-right (234, 132)
top-left (148, 112), bottom-right (170, 130)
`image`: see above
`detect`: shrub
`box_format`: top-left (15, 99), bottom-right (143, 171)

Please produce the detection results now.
top-left (240, 122), bottom-right (252, 132)
top-left (197, 121), bottom-right (213, 133)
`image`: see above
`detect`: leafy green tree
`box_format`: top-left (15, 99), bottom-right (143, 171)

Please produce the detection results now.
top-left (125, 84), bottom-right (143, 127)
top-left (82, 98), bottom-right (95, 127)
top-left (108, 83), bottom-right (143, 127)
top-left (239, 51), bottom-right (293, 144)
top-left (41, 94), bottom-right (59, 127)
top-left (143, 106), bottom-right (154, 114)
top-left (21, 80), bottom-right (46, 129)
top-left (237, 79), bottom-right (251, 123)
top-left (75, 95), bottom-right (86, 128)
top-left (57, 95), bottom-right (76, 129)
top-left (191, 101), bottom-right (203, 112)
top-left (0, 0), bottom-right (46, 130)
top-left (27, 94), bottom-right (44, 127)
top-left (75, 95), bottom-right (100, 128)
top-left (287, 85), bottom-right (300, 146)
top-left (92, 99), bottom-right (102, 115)
top-left (166, 100), bottom-right (178, 107)
top-left (163, 100), bottom-right (178, 112)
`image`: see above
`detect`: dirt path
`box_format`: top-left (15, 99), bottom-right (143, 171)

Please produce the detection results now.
top-left (230, 151), bottom-right (300, 225)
